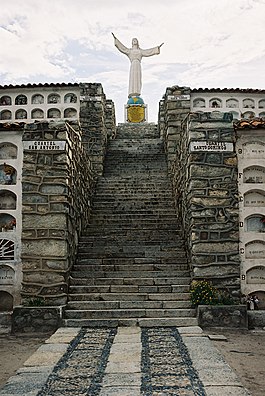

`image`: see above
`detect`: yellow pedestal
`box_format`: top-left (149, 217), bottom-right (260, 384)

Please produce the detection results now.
top-left (126, 105), bottom-right (146, 123)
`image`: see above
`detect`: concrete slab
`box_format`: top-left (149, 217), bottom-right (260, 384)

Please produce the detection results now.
top-left (23, 351), bottom-right (63, 367)
top-left (178, 326), bottom-right (203, 335)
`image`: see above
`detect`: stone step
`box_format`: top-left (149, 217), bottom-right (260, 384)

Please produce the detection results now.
top-left (80, 228), bottom-right (183, 238)
top-left (64, 308), bottom-right (196, 319)
top-left (69, 284), bottom-right (190, 294)
top-left (62, 317), bottom-right (198, 327)
top-left (66, 300), bottom-right (192, 310)
top-left (69, 277), bottom-right (191, 286)
top-left (74, 261), bottom-right (189, 271)
top-left (76, 249), bottom-right (187, 259)
top-left (68, 292), bottom-right (191, 301)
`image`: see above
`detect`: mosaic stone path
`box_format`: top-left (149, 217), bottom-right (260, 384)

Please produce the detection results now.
top-left (38, 328), bottom-right (117, 396)
top-left (37, 327), bottom-right (205, 396)
top-left (141, 328), bottom-right (206, 396)
top-left (0, 326), bottom-right (250, 396)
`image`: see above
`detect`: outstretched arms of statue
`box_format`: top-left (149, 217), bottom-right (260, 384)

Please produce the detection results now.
top-left (112, 32), bottom-right (129, 55)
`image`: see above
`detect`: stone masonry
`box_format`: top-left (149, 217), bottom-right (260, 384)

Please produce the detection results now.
top-left (21, 121), bottom-right (96, 305)
top-left (79, 83), bottom-right (116, 177)
top-left (159, 86), bottom-right (240, 297)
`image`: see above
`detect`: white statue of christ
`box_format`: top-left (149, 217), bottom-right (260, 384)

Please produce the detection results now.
top-left (112, 33), bottom-right (164, 98)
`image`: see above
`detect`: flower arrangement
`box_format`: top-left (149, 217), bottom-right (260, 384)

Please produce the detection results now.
top-left (190, 280), bottom-right (235, 307)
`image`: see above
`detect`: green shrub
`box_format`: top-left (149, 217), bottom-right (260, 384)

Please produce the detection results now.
top-left (190, 280), bottom-right (235, 307)
top-left (190, 280), bottom-right (218, 307)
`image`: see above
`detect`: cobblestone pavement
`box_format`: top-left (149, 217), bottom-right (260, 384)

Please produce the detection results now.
top-left (0, 326), bottom-right (250, 396)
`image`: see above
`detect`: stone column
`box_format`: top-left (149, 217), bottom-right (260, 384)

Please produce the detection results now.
top-left (79, 83), bottom-right (108, 177)
top-left (21, 121), bottom-right (96, 305)
top-left (181, 112), bottom-right (240, 295)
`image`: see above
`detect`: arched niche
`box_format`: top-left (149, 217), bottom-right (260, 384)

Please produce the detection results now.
top-left (48, 108), bottom-right (61, 118)
top-left (226, 98), bottom-right (239, 108)
top-left (244, 190), bottom-right (265, 207)
top-left (64, 93), bottom-right (77, 103)
top-left (0, 291), bottom-right (13, 311)
top-left (48, 93), bottom-right (60, 104)
top-left (32, 94), bottom-right (44, 104)
top-left (0, 110), bottom-right (11, 120)
top-left (259, 112), bottom-right (265, 118)
top-left (0, 265), bottom-right (15, 285)
top-left (15, 94), bottom-right (27, 105)
top-left (245, 215), bottom-right (265, 232)
top-left (0, 190), bottom-right (16, 210)
top-left (0, 214), bottom-right (16, 232)
top-left (0, 96), bottom-right (11, 106)
top-left (242, 141), bottom-right (265, 158)
top-left (64, 108), bottom-right (77, 118)
top-left (247, 291), bottom-right (265, 309)
top-left (193, 98), bottom-right (205, 108)
top-left (31, 108), bottom-right (44, 119)
top-left (242, 111), bottom-right (255, 119)
top-left (0, 164), bottom-right (17, 185)
top-left (209, 98), bottom-right (222, 108)
top-left (245, 241), bottom-right (265, 259)
top-left (243, 165), bottom-right (265, 183)
top-left (246, 266), bottom-right (265, 283)
top-left (230, 111), bottom-right (239, 120)
top-left (243, 98), bottom-right (255, 108)
top-left (15, 109), bottom-right (27, 120)
top-left (0, 143), bottom-right (17, 159)
top-left (0, 239), bottom-right (15, 260)
top-left (258, 99), bottom-right (265, 109)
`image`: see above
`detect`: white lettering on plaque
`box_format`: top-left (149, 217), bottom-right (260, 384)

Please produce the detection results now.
top-left (0, 265), bottom-right (15, 285)
top-left (23, 141), bottom-right (66, 151)
top-left (190, 141), bottom-right (233, 152)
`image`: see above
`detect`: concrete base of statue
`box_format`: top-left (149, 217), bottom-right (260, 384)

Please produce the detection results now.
top-left (124, 96), bottom-right (148, 123)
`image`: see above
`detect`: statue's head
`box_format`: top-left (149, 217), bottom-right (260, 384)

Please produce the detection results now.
top-left (132, 38), bottom-right (139, 48)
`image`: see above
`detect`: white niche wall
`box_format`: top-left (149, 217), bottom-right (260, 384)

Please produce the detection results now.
top-left (237, 133), bottom-right (265, 302)
top-left (0, 131), bottom-right (22, 308)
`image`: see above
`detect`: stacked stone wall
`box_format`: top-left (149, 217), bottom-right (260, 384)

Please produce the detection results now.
top-left (21, 121), bottom-right (96, 305)
top-left (79, 83), bottom-right (109, 176)
top-left (105, 99), bottom-right (116, 139)
top-left (159, 87), bottom-right (240, 296)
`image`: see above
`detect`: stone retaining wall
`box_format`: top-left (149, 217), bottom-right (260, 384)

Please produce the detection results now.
top-left (21, 121), bottom-right (96, 305)
top-left (159, 86), bottom-right (240, 297)
top-left (79, 83), bottom-right (113, 176)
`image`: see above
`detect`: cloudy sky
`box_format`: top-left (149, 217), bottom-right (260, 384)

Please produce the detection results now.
top-left (1, 0), bottom-right (265, 122)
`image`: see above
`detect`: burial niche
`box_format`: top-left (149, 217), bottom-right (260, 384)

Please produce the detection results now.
top-left (0, 143), bottom-right (17, 159)
top-left (243, 166), bottom-right (265, 184)
top-left (226, 98), bottom-right (239, 108)
top-left (32, 94), bottom-right (44, 104)
top-left (246, 266), bottom-right (265, 284)
top-left (64, 108), bottom-right (77, 118)
top-left (31, 109), bottom-right (44, 119)
top-left (245, 240), bottom-right (265, 259)
top-left (64, 93), bottom-right (77, 103)
top-left (0, 239), bottom-right (15, 260)
top-left (0, 265), bottom-right (15, 285)
top-left (245, 215), bottom-right (265, 232)
top-left (15, 109), bottom-right (27, 119)
top-left (0, 96), bottom-right (11, 106)
top-left (244, 190), bottom-right (265, 207)
top-left (193, 98), bottom-right (205, 108)
top-left (0, 291), bottom-right (13, 311)
top-left (242, 141), bottom-right (265, 158)
top-left (0, 190), bottom-right (16, 210)
top-left (0, 164), bottom-right (17, 185)
top-left (0, 110), bottom-right (11, 120)
top-left (15, 94), bottom-right (27, 105)
top-left (48, 93), bottom-right (61, 104)
top-left (48, 108), bottom-right (61, 118)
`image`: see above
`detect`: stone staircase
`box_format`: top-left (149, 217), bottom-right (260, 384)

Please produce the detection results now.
top-left (63, 123), bottom-right (197, 327)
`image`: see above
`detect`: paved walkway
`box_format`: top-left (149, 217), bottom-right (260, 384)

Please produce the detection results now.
top-left (0, 326), bottom-right (250, 396)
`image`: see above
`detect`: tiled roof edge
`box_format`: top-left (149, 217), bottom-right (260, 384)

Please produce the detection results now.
top-left (0, 82), bottom-right (80, 89)
top-left (191, 87), bottom-right (265, 94)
